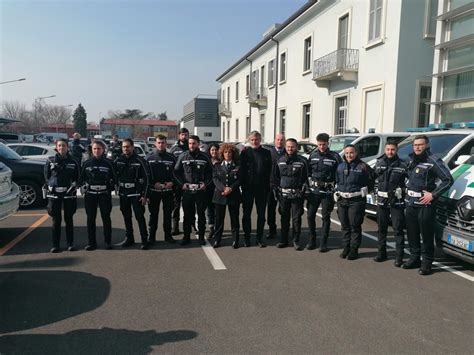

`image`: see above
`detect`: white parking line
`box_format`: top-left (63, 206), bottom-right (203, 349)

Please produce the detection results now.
top-left (310, 209), bottom-right (474, 282)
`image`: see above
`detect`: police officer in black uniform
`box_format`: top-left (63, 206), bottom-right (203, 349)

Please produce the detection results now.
top-left (306, 133), bottom-right (342, 252)
top-left (403, 135), bottom-right (453, 275)
top-left (146, 134), bottom-right (176, 245)
top-left (44, 138), bottom-right (80, 253)
top-left (80, 140), bottom-right (117, 250)
top-left (272, 138), bottom-right (309, 251)
top-left (71, 132), bottom-right (86, 166)
top-left (334, 144), bottom-right (374, 260)
top-left (169, 127), bottom-right (190, 235)
top-left (212, 143), bottom-right (241, 248)
top-left (174, 135), bottom-right (212, 246)
top-left (266, 133), bottom-right (286, 240)
top-left (373, 141), bottom-right (407, 266)
top-left (114, 138), bottom-right (150, 250)
top-left (240, 131), bottom-right (273, 247)
top-left (108, 134), bottom-right (122, 161)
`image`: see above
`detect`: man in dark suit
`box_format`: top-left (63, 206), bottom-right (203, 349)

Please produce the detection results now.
top-left (240, 131), bottom-right (273, 247)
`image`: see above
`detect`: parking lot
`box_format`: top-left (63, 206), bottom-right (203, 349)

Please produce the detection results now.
top-left (0, 197), bottom-right (473, 354)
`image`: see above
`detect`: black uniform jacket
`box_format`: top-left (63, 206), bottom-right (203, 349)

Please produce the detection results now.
top-left (114, 153), bottom-right (150, 198)
top-left (80, 155), bottom-right (117, 193)
top-left (272, 154), bottom-right (309, 190)
top-left (44, 153), bottom-right (80, 196)
top-left (174, 150), bottom-right (213, 187)
top-left (308, 148), bottom-right (342, 183)
top-left (405, 150), bottom-right (453, 207)
top-left (335, 157), bottom-right (375, 193)
top-left (146, 150), bottom-right (177, 188)
top-left (374, 154), bottom-right (407, 206)
top-left (212, 161), bottom-right (241, 205)
top-left (169, 140), bottom-right (189, 159)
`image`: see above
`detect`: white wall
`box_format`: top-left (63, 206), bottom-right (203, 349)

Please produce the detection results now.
top-left (193, 126), bottom-right (221, 141)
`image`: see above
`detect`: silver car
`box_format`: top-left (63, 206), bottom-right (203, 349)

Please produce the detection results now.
top-left (7, 143), bottom-right (57, 161)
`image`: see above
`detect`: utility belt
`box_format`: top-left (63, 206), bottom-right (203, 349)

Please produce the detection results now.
top-left (150, 183), bottom-right (173, 193)
top-left (280, 188), bottom-right (304, 199)
top-left (119, 182), bottom-right (135, 188)
top-left (85, 184), bottom-right (109, 195)
top-left (407, 190), bottom-right (423, 197)
top-left (334, 187), bottom-right (368, 202)
top-left (45, 185), bottom-right (77, 199)
top-left (377, 187), bottom-right (404, 199)
top-left (183, 183), bottom-right (203, 194)
top-left (309, 180), bottom-right (334, 189)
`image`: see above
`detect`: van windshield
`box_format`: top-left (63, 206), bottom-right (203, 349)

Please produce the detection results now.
top-left (397, 134), bottom-right (468, 161)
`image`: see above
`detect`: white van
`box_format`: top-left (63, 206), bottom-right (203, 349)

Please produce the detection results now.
top-left (34, 132), bottom-right (68, 144)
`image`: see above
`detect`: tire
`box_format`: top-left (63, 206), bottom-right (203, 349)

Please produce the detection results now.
top-left (17, 180), bottom-right (43, 209)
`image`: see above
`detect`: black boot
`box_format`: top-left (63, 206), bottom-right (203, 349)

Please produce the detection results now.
top-left (347, 247), bottom-right (359, 260)
top-left (394, 249), bottom-right (404, 267)
top-left (243, 236), bottom-right (251, 247)
top-left (164, 234), bottom-right (176, 244)
top-left (207, 225), bottom-right (215, 240)
top-left (418, 263), bottom-right (432, 276)
top-left (293, 237), bottom-right (303, 251)
top-left (373, 246), bottom-right (387, 262)
top-left (319, 236), bottom-right (329, 253)
top-left (402, 257), bottom-right (421, 269)
top-left (198, 234), bottom-right (206, 246)
top-left (305, 235), bottom-right (317, 250)
top-left (120, 238), bottom-right (135, 248)
top-left (339, 245), bottom-right (350, 259)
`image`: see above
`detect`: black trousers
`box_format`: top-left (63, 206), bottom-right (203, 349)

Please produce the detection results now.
top-left (84, 192), bottom-right (112, 246)
top-left (119, 195), bottom-right (148, 243)
top-left (242, 185), bottom-right (268, 241)
top-left (267, 188), bottom-right (278, 236)
top-left (405, 205), bottom-right (435, 265)
top-left (47, 197), bottom-right (77, 248)
top-left (377, 205), bottom-right (405, 254)
top-left (337, 198), bottom-right (366, 248)
top-left (148, 191), bottom-right (173, 241)
top-left (279, 197), bottom-right (304, 243)
top-left (172, 188), bottom-right (182, 226)
top-left (214, 203), bottom-right (240, 244)
top-left (306, 192), bottom-right (334, 238)
top-left (182, 191), bottom-right (207, 238)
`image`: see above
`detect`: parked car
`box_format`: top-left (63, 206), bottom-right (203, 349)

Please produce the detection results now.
top-left (7, 143), bottom-right (57, 161)
top-left (350, 132), bottom-right (410, 163)
top-left (0, 162), bottom-right (20, 221)
top-left (34, 132), bottom-right (68, 144)
top-left (297, 141), bottom-right (317, 159)
top-left (435, 155), bottom-right (474, 264)
top-left (0, 133), bottom-right (25, 143)
top-left (329, 134), bottom-right (361, 153)
top-left (0, 142), bottom-right (47, 208)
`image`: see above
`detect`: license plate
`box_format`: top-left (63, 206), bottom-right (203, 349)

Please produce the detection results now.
top-left (447, 234), bottom-right (473, 252)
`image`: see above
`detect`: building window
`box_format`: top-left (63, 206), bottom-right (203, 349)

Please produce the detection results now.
top-left (447, 44), bottom-right (474, 71)
top-left (449, 0), bottom-right (472, 12)
top-left (260, 65), bottom-right (265, 89)
top-left (260, 113), bottom-right (265, 140)
top-left (303, 36), bottom-right (312, 72)
top-left (417, 85), bottom-right (432, 127)
top-left (279, 109), bottom-right (286, 135)
top-left (449, 14), bottom-right (474, 42)
top-left (235, 119), bottom-right (239, 140)
top-left (246, 116), bottom-right (251, 135)
top-left (204, 132), bottom-right (212, 137)
top-left (235, 81), bottom-right (239, 102)
top-left (227, 87), bottom-right (230, 104)
top-left (280, 52), bottom-right (287, 83)
top-left (368, 0), bottom-right (383, 43)
top-left (251, 70), bottom-right (259, 91)
top-left (302, 104), bottom-right (311, 139)
top-left (443, 71), bottom-right (474, 100)
top-left (227, 120), bottom-right (230, 141)
top-left (423, 0), bottom-right (438, 38)
top-left (246, 75), bottom-right (250, 96)
top-left (338, 14), bottom-right (349, 49)
top-left (268, 59), bottom-right (275, 87)
top-left (222, 121), bottom-right (226, 141)
top-left (222, 90), bottom-right (225, 104)
top-left (335, 96), bottom-right (348, 134)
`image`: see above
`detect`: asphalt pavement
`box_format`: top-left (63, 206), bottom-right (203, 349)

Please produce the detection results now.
top-left (0, 197), bottom-right (473, 354)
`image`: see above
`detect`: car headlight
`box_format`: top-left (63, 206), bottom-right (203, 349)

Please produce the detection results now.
top-left (456, 196), bottom-right (474, 221)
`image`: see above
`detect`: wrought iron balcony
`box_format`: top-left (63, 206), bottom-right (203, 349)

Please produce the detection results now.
top-left (313, 49), bottom-right (359, 86)
top-left (248, 87), bottom-right (267, 107)
top-left (218, 103), bottom-right (232, 117)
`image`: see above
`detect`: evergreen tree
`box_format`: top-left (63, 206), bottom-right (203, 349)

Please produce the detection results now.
top-left (73, 103), bottom-right (87, 137)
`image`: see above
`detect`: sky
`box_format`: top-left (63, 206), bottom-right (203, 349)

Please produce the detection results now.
top-left (0, 0), bottom-right (307, 123)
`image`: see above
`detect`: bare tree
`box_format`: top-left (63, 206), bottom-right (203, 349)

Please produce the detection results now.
top-left (42, 104), bottom-right (72, 125)
top-left (1, 100), bottom-right (37, 133)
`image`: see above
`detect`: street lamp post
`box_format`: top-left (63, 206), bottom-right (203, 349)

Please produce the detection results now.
top-left (34, 95), bottom-right (56, 123)
top-left (0, 78), bottom-right (26, 85)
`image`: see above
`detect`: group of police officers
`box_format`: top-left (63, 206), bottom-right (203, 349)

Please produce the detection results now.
top-left (43, 127), bottom-right (453, 276)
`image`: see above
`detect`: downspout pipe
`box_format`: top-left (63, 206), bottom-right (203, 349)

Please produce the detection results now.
top-left (271, 37), bottom-right (279, 138)
top-left (245, 57), bottom-right (252, 137)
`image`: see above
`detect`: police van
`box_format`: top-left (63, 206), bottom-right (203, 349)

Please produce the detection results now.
top-left (435, 155), bottom-right (473, 264)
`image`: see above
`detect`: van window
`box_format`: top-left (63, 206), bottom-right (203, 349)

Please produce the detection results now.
top-left (449, 139), bottom-right (473, 169)
top-left (397, 134), bottom-right (468, 161)
top-left (354, 136), bottom-right (380, 159)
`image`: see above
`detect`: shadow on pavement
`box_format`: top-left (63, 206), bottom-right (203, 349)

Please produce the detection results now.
top-left (0, 328), bottom-right (198, 354)
top-left (0, 257), bottom-right (83, 269)
top-left (0, 270), bottom-right (110, 334)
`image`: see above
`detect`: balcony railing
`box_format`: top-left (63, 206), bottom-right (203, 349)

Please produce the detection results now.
top-left (248, 87), bottom-right (267, 106)
top-left (313, 48), bottom-right (359, 83)
top-left (218, 102), bottom-right (232, 117)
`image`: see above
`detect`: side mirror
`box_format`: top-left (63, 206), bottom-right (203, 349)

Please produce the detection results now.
top-left (454, 155), bottom-right (470, 166)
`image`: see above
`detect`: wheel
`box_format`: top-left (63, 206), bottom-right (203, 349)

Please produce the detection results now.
top-left (17, 180), bottom-right (42, 208)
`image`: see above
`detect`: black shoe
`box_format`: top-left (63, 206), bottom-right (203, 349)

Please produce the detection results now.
top-left (276, 242), bottom-right (288, 248)
top-left (266, 232), bottom-right (276, 240)
top-left (319, 245), bottom-right (329, 253)
top-left (180, 237), bottom-right (191, 246)
top-left (141, 243), bottom-right (149, 250)
top-left (257, 241), bottom-right (267, 248)
top-left (213, 242), bottom-right (220, 248)
top-left (402, 259), bottom-right (421, 269)
top-left (418, 264), bottom-right (432, 276)
top-left (120, 239), bottom-right (135, 248)
top-left (347, 248), bottom-right (359, 260)
top-left (232, 241), bottom-right (239, 249)
top-left (67, 245), bottom-right (76, 252)
top-left (50, 247), bottom-right (60, 253)
top-left (294, 241), bottom-right (303, 251)
top-left (243, 237), bottom-right (251, 247)
top-left (105, 243), bottom-right (113, 250)
top-left (84, 245), bottom-right (96, 251)
top-left (339, 246), bottom-right (350, 259)
top-left (164, 235), bottom-right (176, 244)
top-left (373, 249), bottom-right (387, 262)
top-left (207, 226), bottom-right (215, 240)
top-left (305, 236), bottom-right (317, 250)
top-left (394, 254), bottom-right (403, 267)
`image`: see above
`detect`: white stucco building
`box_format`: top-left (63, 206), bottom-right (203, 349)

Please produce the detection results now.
top-left (216, 0), bottom-right (439, 142)
top-left (430, 0), bottom-right (473, 124)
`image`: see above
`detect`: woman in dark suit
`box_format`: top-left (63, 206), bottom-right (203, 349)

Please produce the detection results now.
top-left (212, 143), bottom-right (241, 249)
top-left (206, 143), bottom-right (220, 239)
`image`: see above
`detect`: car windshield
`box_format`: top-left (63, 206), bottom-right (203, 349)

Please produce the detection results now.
top-left (299, 143), bottom-right (316, 154)
top-left (397, 134), bottom-right (468, 161)
top-left (329, 136), bottom-right (358, 152)
top-left (0, 142), bottom-right (23, 160)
